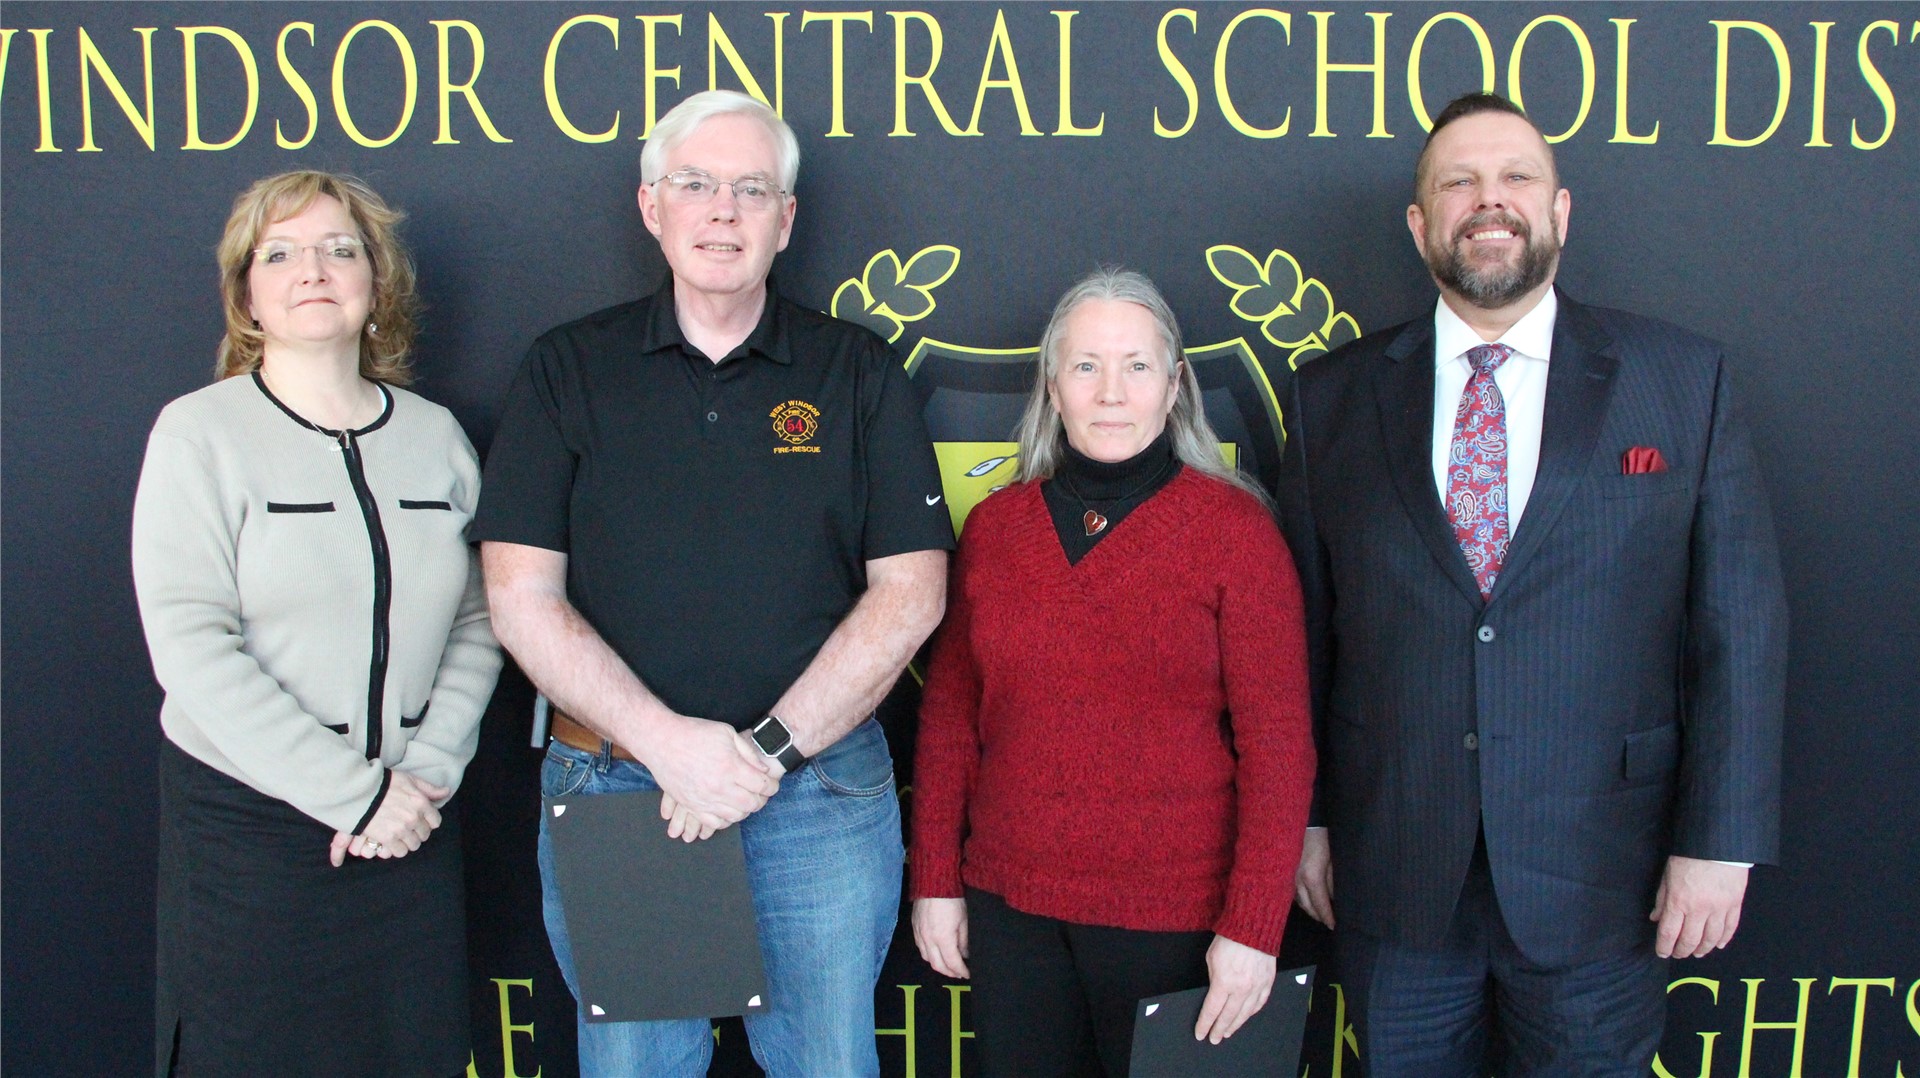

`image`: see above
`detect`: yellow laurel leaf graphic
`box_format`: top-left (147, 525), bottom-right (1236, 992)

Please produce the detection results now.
top-left (1210, 246), bottom-right (1361, 370)
top-left (864, 249), bottom-right (905, 289)
top-left (1206, 245), bottom-right (1266, 289)
top-left (832, 277), bottom-right (900, 341)
top-left (900, 245), bottom-right (960, 290)
top-left (1260, 249), bottom-right (1305, 302)
top-left (833, 246), bottom-right (962, 343)
top-left (1230, 288), bottom-right (1286, 323)
top-left (831, 277), bottom-right (873, 319)
top-left (1264, 280), bottom-right (1334, 348)
top-left (1207, 244), bottom-right (1285, 323)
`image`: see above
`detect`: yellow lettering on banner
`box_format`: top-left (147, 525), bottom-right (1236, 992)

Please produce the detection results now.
top-left (1609, 19), bottom-right (1659, 144)
top-left (1407, 12), bottom-right (1494, 131)
top-left (964, 10), bottom-right (1038, 136)
top-left (1052, 11), bottom-right (1103, 136)
top-left (1508, 15), bottom-right (1594, 143)
top-left (179, 27), bottom-right (257, 151)
top-left (945, 984), bottom-right (974, 1078)
top-left (1328, 982), bottom-right (1359, 1077)
top-left (0, 28), bottom-right (22, 121)
top-left (635, 15), bottom-right (683, 138)
top-left (490, 978), bottom-right (541, 1078)
top-left (708, 12), bottom-right (786, 115)
top-left (1214, 9), bottom-right (1290, 138)
top-left (1852, 20), bottom-right (1898, 150)
top-left (1828, 977), bottom-right (1897, 1077)
top-left (544, 15), bottom-right (619, 143)
top-left (801, 11), bottom-right (872, 137)
top-left (275, 23), bottom-right (319, 149)
top-left (14, 28), bottom-right (62, 150)
top-left (1710, 21), bottom-right (1791, 147)
top-left (78, 26), bottom-right (156, 151)
top-left (1737, 976), bottom-right (1813, 1077)
top-left (874, 983), bottom-right (919, 1078)
top-left (1153, 8), bottom-right (1199, 138)
top-left (1805, 22), bottom-right (1835, 147)
top-left (889, 11), bottom-right (968, 137)
top-left (1898, 978), bottom-right (1920, 1078)
top-left (433, 20), bottom-right (511, 144)
top-left (1310, 10), bottom-right (1391, 139)
top-left (1652, 977), bottom-right (1722, 1078)
top-left (332, 20), bottom-right (417, 148)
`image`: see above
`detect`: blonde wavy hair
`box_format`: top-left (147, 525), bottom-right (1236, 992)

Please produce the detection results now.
top-left (213, 171), bottom-right (420, 385)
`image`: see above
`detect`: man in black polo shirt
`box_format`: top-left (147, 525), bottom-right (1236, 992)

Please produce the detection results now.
top-left (475, 90), bottom-right (952, 1077)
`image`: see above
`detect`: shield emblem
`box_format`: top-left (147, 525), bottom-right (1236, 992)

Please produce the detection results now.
top-left (905, 337), bottom-right (1287, 536)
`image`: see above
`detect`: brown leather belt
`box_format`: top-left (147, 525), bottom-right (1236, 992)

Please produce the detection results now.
top-left (548, 707), bottom-right (638, 763)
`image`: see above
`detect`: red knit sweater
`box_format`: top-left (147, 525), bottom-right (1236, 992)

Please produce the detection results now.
top-left (909, 469), bottom-right (1315, 952)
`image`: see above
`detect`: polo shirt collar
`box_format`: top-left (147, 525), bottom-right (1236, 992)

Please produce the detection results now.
top-left (642, 277), bottom-right (794, 366)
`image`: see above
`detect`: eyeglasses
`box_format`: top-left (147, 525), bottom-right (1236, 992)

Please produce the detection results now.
top-left (653, 169), bottom-right (788, 213)
top-left (253, 237), bottom-right (367, 268)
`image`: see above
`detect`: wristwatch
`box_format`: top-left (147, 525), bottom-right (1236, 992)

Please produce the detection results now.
top-left (750, 714), bottom-right (807, 771)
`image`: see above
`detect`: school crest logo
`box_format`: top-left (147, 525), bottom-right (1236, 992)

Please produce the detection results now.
top-left (770, 399), bottom-right (821, 453)
top-left (831, 245), bottom-right (1359, 535)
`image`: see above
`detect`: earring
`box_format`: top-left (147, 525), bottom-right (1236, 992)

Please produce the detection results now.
top-left (366, 322), bottom-right (379, 337)
top-left (251, 320), bottom-right (261, 330)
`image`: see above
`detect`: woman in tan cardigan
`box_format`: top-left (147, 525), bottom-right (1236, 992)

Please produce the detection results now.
top-left (132, 171), bottom-right (500, 1077)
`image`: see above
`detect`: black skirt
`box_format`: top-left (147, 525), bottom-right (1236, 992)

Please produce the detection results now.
top-left (155, 741), bottom-right (468, 1078)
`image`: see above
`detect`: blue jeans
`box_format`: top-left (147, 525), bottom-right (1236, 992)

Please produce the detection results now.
top-left (538, 717), bottom-right (903, 1078)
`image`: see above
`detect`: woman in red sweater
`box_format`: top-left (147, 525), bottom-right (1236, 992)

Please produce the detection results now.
top-left (910, 267), bottom-right (1316, 1076)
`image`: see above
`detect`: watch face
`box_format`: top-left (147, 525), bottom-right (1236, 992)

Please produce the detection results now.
top-left (752, 717), bottom-right (789, 754)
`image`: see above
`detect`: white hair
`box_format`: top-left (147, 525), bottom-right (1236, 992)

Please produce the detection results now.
top-left (640, 90), bottom-right (799, 191)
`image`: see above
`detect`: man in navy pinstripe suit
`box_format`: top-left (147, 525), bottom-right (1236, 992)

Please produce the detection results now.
top-left (1275, 93), bottom-right (1787, 1074)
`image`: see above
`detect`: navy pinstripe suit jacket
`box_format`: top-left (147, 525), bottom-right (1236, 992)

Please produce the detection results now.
top-left (1275, 291), bottom-right (1786, 965)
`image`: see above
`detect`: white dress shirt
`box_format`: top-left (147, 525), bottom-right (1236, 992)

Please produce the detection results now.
top-left (1429, 289), bottom-right (1557, 526)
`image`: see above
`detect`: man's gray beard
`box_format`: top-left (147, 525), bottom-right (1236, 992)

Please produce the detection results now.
top-left (1430, 229), bottom-right (1558, 309)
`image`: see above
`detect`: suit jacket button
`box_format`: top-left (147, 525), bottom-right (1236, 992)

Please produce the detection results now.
top-left (1476, 625), bottom-right (1496, 643)
top-left (1464, 732), bottom-right (1480, 750)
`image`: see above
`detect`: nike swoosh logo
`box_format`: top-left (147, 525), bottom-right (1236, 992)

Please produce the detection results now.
top-left (925, 495), bottom-right (943, 506)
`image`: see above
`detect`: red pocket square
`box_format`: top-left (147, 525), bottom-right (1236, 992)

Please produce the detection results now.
top-left (1622, 446), bottom-right (1668, 475)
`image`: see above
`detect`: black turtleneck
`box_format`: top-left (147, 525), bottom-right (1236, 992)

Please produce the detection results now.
top-left (1041, 429), bottom-right (1183, 565)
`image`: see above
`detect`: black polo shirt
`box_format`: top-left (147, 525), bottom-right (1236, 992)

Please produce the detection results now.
top-left (473, 282), bottom-right (953, 730)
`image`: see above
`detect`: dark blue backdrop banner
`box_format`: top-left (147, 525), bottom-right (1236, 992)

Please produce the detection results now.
top-left (3, 3), bottom-right (1916, 1075)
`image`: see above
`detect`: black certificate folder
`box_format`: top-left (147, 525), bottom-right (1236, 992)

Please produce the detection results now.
top-left (543, 790), bottom-right (769, 1023)
top-left (1127, 965), bottom-right (1315, 1078)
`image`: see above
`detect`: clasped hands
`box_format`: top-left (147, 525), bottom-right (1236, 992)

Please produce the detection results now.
top-left (651, 713), bottom-right (783, 843)
top-left (329, 771), bottom-right (450, 867)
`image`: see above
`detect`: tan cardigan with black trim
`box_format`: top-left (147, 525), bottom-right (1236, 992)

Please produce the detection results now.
top-left (132, 374), bottom-right (501, 834)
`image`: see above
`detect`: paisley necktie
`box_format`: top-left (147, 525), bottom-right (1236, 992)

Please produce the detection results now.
top-left (1447, 343), bottom-right (1514, 598)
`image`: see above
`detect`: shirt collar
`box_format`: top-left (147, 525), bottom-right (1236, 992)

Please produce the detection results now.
top-left (640, 277), bottom-right (792, 366)
top-left (1432, 287), bottom-right (1557, 367)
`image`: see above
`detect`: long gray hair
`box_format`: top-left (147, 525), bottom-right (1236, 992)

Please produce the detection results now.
top-left (1011, 267), bottom-right (1264, 500)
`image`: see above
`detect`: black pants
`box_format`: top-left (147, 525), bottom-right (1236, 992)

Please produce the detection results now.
top-left (966, 888), bottom-right (1213, 1078)
top-left (1333, 834), bottom-right (1668, 1077)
